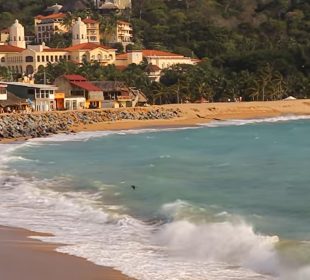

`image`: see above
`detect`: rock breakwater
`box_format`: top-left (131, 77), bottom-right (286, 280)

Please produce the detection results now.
top-left (0, 107), bottom-right (181, 140)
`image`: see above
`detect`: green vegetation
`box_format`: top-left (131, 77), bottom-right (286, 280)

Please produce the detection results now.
top-left (1, 0), bottom-right (310, 102)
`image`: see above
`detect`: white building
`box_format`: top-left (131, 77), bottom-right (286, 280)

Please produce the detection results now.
top-left (9, 20), bottom-right (26, 49)
top-left (5, 82), bottom-right (57, 111)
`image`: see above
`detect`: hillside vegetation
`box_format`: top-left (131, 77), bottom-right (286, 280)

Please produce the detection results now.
top-left (1, 0), bottom-right (310, 102)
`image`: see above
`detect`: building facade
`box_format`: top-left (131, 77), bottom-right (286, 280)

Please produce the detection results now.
top-left (0, 19), bottom-right (116, 76)
top-left (5, 82), bottom-right (57, 111)
top-left (115, 50), bottom-right (199, 81)
top-left (110, 20), bottom-right (133, 48)
top-left (34, 13), bottom-right (68, 43)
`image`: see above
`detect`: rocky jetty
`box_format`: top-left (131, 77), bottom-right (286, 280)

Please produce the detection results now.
top-left (0, 107), bottom-right (181, 140)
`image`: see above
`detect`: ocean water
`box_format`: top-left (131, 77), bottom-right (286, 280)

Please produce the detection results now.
top-left (1, 115), bottom-right (310, 279)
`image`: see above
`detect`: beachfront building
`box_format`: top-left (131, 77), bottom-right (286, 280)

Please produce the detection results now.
top-left (92, 80), bottom-right (147, 108)
top-left (4, 82), bottom-right (57, 111)
top-left (0, 84), bottom-right (7, 101)
top-left (115, 50), bottom-right (198, 81)
top-left (54, 75), bottom-right (103, 109)
top-left (0, 19), bottom-right (116, 76)
top-left (34, 13), bottom-right (68, 43)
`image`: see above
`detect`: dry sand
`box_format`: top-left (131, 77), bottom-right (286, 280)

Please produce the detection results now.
top-left (72, 100), bottom-right (310, 133)
top-left (0, 226), bottom-right (134, 280)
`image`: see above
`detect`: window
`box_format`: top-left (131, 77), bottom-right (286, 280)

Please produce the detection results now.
top-left (67, 55), bottom-right (71, 60)
top-left (50, 56), bottom-right (54, 62)
top-left (72, 100), bottom-right (77, 110)
top-left (46, 56), bottom-right (49, 62)
top-left (25, 56), bottom-right (34, 62)
top-left (65, 100), bottom-right (70, 110)
top-left (0, 57), bottom-right (5, 63)
top-left (55, 56), bottom-right (58, 62)
top-left (38, 27), bottom-right (41, 31)
top-left (37, 56), bottom-right (40, 62)
top-left (42, 56), bottom-right (45, 62)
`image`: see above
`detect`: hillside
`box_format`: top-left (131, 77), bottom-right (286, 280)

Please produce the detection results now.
top-left (0, 0), bottom-right (309, 101)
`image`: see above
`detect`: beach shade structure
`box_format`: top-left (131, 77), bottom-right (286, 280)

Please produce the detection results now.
top-left (283, 96), bottom-right (297, 100)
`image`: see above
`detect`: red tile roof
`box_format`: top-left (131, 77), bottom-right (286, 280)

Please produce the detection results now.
top-left (64, 74), bottom-right (87, 81)
top-left (116, 53), bottom-right (128, 60)
top-left (0, 45), bottom-right (25, 53)
top-left (116, 50), bottom-right (185, 60)
top-left (142, 50), bottom-right (183, 57)
top-left (70, 81), bottom-right (102, 92)
top-left (0, 28), bottom-right (9, 33)
top-left (83, 18), bottom-right (98, 24)
top-left (65, 42), bottom-right (111, 51)
top-left (36, 13), bottom-right (66, 20)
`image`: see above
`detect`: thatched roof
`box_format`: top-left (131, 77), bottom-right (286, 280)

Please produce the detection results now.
top-left (0, 92), bottom-right (28, 107)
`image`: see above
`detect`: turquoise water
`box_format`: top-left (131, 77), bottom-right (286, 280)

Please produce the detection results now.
top-left (1, 116), bottom-right (310, 279)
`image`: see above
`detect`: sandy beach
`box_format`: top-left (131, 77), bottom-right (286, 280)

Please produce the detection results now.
top-left (0, 226), bottom-right (134, 280)
top-left (71, 100), bottom-right (310, 132)
top-left (1, 99), bottom-right (310, 279)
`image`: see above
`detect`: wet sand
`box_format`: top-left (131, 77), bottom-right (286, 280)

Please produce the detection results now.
top-left (0, 226), bottom-right (134, 280)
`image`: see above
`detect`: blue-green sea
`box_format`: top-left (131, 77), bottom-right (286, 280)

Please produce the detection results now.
top-left (1, 115), bottom-right (310, 280)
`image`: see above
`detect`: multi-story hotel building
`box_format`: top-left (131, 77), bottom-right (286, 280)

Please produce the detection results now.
top-left (34, 13), bottom-right (68, 43)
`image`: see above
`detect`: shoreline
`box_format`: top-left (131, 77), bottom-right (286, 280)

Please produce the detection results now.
top-left (1, 100), bottom-right (310, 144)
top-left (1, 100), bottom-right (310, 279)
top-left (0, 225), bottom-right (134, 280)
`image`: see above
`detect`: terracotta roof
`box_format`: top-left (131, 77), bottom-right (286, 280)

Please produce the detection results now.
top-left (0, 45), bottom-right (25, 53)
top-left (116, 50), bottom-right (185, 60)
top-left (65, 42), bottom-right (111, 51)
top-left (145, 64), bottom-right (161, 72)
top-left (116, 53), bottom-right (128, 60)
top-left (0, 29), bottom-right (9, 33)
top-left (142, 50), bottom-right (184, 57)
top-left (36, 13), bottom-right (66, 20)
top-left (64, 74), bottom-right (87, 81)
top-left (83, 18), bottom-right (98, 24)
top-left (70, 81), bottom-right (102, 92)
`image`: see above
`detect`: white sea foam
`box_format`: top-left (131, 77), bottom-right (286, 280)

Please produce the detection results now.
top-left (199, 115), bottom-right (310, 127)
top-left (0, 144), bottom-right (304, 280)
top-left (27, 127), bottom-right (199, 143)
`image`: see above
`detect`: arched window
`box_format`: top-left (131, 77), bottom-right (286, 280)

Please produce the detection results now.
top-left (0, 57), bottom-right (5, 63)
top-left (82, 54), bottom-right (87, 62)
top-left (97, 53), bottom-right (102, 61)
top-left (19, 36), bottom-right (21, 41)
top-left (82, 34), bottom-right (84, 39)
top-left (25, 56), bottom-right (34, 62)
top-left (77, 34), bottom-right (79, 39)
